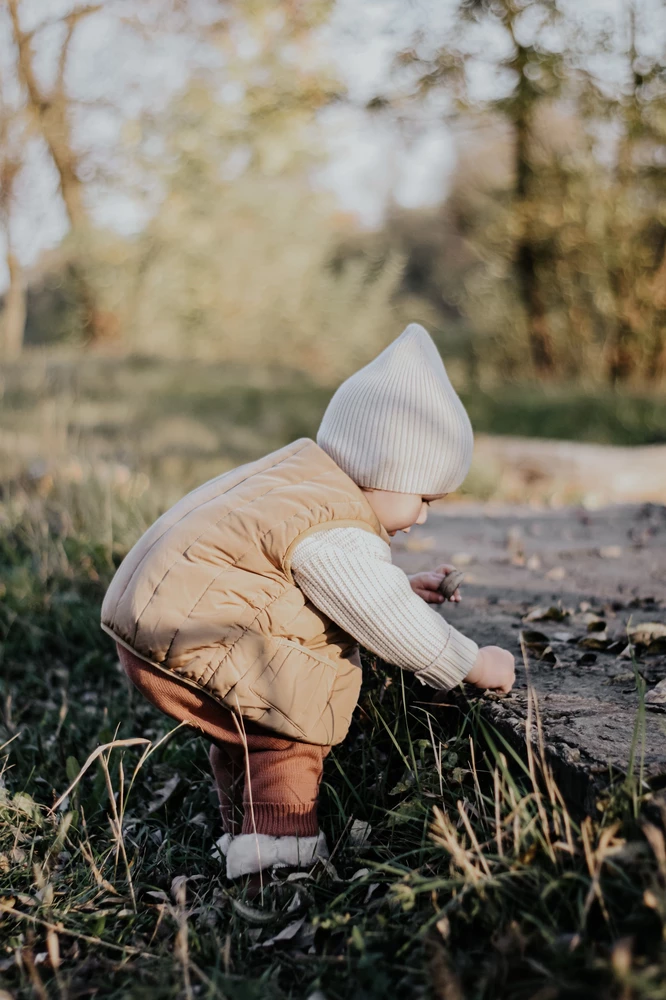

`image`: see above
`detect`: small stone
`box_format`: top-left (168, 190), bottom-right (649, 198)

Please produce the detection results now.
top-left (451, 552), bottom-right (474, 567)
top-left (546, 567), bottom-right (566, 581)
top-left (526, 554), bottom-right (542, 571)
top-left (599, 545), bottom-right (622, 559)
top-left (438, 570), bottom-right (465, 600)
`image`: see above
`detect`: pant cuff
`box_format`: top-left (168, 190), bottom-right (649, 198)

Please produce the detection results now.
top-left (242, 801), bottom-right (319, 837)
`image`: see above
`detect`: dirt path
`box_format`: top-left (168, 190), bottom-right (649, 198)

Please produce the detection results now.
top-left (392, 502), bottom-right (666, 808)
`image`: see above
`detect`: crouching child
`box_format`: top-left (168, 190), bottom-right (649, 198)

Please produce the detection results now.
top-left (101, 324), bottom-right (515, 880)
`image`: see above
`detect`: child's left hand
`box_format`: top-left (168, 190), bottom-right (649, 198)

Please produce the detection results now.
top-left (409, 564), bottom-right (462, 604)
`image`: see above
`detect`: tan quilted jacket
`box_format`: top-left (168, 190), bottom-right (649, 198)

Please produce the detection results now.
top-left (101, 439), bottom-right (389, 745)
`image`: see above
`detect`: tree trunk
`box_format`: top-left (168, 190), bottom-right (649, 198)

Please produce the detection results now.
top-left (646, 243), bottom-right (666, 381)
top-left (509, 38), bottom-right (555, 375)
top-left (7, 0), bottom-right (118, 347)
top-left (514, 78), bottom-right (555, 376)
top-left (605, 3), bottom-right (641, 384)
top-left (1, 250), bottom-right (26, 361)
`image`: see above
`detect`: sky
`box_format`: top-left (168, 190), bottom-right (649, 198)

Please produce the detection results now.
top-left (0, 0), bottom-right (662, 292)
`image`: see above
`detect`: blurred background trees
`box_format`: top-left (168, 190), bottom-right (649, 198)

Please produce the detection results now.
top-left (1, 0), bottom-right (665, 388)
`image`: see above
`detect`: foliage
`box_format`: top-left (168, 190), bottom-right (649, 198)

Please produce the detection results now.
top-left (4, 0), bottom-right (666, 388)
top-left (379, 0), bottom-right (666, 386)
top-left (1, 355), bottom-right (665, 525)
top-left (0, 485), bottom-right (665, 997)
top-left (117, 81), bottom-right (404, 376)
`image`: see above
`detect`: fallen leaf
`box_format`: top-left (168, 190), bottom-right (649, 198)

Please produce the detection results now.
top-left (261, 917), bottom-right (306, 948)
top-left (578, 635), bottom-right (609, 650)
top-left (436, 914), bottom-right (451, 940)
top-left (645, 679), bottom-right (666, 707)
top-left (523, 606), bottom-right (570, 623)
top-left (314, 858), bottom-right (344, 882)
top-left (232, 899), bottom-right (280, 926)
top-left (389, 770), bottom-right (416, 795)
top-left (520, 630), bottom-right (550, 658)
top-left (170, 875), bottom-right (188, 902)
top-left (628, 622), bottom-right (666, 645)
top-left (521, 630), bottom-right (549, 646)
top-left (365, 883), bottom-right (380, 903)
top-left (348, 819), bottom-right (372, 849)
top-left (147, 775), bottom-right (180, 814)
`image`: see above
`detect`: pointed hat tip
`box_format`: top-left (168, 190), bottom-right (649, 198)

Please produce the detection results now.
top-left (399, 322), bottom-right (431, 341)
top-left (392, 322), bottom-right (443, 365)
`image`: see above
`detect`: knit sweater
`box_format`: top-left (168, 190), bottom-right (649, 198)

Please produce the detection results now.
top-left (290, 527), bottom-right (478, 690)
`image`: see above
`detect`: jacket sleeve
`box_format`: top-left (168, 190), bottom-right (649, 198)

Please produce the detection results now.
top-left (290, 526), bottom-right (478, 690)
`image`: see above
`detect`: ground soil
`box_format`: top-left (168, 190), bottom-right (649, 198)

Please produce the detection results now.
top-left (392, 501), bottom-right (666, 809)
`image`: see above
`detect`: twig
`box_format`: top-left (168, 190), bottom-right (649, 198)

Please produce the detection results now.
top-left (493, 768), bottom-right (503, 858)
top-left (231, 701), bottom-right (264, 897)
top-left (99, 750), bottom-right (137, 913)
top-left (0, 901), bottom-right (156, 959)
top-left (172, 882), bottom-right (194, 1000)
top-left (457, 800), bottom-right (492, 877)
top-left (49, 737), bottom-right (150, 813)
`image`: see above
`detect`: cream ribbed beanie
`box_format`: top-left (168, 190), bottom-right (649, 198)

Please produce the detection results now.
top-left (317, 323), bottom-right (473, 494)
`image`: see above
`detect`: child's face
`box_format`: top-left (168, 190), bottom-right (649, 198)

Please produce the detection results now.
top-left (361, 489), bottom-right (446, 536)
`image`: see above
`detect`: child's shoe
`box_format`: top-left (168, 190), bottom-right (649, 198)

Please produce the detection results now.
top-left (224, 830), bottom-right (329, 880)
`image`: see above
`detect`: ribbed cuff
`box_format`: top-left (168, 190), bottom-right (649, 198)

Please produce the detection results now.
top-left (415, 627), bottom-right (479, 691)
top-left (242, 801), bottom-right (319, 838)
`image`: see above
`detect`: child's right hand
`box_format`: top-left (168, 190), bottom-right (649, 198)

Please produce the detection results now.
top-left (465, 646), bottom-right (515, 694)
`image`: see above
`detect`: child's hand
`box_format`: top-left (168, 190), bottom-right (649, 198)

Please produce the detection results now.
top-left (409, 564), bottom-right (462, 604)
top-left (465, 646), bottom-right (515, 694)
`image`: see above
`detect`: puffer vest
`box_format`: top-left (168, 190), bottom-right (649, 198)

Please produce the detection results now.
top-left (101, 439), bottom-right (389, 745)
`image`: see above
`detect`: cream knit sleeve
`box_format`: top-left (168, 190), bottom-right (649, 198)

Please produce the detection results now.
top-left (289, 527), bottom-right (479, 691)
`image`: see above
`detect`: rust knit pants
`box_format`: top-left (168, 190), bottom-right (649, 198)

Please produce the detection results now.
top-left (117, 644), bottom-right (331, 838)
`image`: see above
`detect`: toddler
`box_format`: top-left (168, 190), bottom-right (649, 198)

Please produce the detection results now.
top-left (101, 324), bottom-right (515, 879)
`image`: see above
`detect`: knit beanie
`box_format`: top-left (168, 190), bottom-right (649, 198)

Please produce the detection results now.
top-left (316, 323), bottom-right (473, 494)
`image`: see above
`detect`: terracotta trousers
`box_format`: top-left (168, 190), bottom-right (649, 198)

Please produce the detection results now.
top-left (117, 644), bottom-right (331, 837)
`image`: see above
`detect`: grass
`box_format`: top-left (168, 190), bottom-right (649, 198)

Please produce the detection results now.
top-left (0, 478), bottom-right (665, 999)
top-left (1, 351), bottom-right (665, 510)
